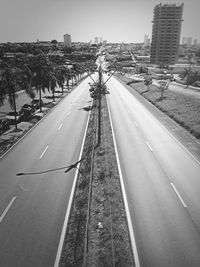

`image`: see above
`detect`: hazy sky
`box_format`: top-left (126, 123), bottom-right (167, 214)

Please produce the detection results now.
top-left (0, 0), bottom-right (199, 43)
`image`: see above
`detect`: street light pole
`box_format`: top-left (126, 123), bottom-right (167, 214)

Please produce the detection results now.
top-left (186, 56), bottom-right (192, 88)
top-left (97, 65), bottom-right (102, 146)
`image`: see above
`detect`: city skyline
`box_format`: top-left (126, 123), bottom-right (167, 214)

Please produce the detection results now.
top-left (0, 0), bottom-right (199, 44)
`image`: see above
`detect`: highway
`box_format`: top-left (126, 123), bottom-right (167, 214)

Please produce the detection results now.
top-left (0, 76), bottom-right (93, 266)
top-left (106, 75), bottom-right (200, 267)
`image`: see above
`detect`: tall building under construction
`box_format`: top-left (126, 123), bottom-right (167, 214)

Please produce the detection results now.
top-left (150, 3), bottom-right (184, 65)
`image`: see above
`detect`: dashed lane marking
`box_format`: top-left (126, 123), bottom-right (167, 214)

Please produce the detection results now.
top-left (0, 196), bottom-right (17, 224)
top-left (58, 123), bottom-right (63, 130)
top-left (39, 146), bottom-right (48, 159)
top-left (145, 141), bottom-right (153, 151)
top-left (170, 182), bottom-right (187, 208)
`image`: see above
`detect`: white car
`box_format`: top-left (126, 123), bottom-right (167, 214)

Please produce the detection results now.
top-left (6, 111), bottom-right (21, 123)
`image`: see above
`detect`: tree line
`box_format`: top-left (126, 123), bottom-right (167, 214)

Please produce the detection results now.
top-left (0, 51), bottom-right (96, 129)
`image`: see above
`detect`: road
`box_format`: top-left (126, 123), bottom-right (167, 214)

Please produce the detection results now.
top-left (0, 75), bottom-right (93, 266)
top-left (106, 75), bottom-right (200, 267)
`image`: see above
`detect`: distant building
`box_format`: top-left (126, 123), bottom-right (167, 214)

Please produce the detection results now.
top-left (144, 35), bottom-right (150, 46)
top-left (150, 3), bottom-right (184, 65)
top-left (94, 37), bottom-right (98, 44)
top-left (63, 34), bottom-right (72, 47)
top-left (120, 43), bottom-right (140, 52)
top-left (182, 37), bottom-right (192, 45)
top-left (99, 37), bottom-right (103, 43)
top-left (193, 39), bottom-right (198, 46)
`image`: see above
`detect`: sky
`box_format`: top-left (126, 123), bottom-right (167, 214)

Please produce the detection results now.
top-left (0, 0), bottom-right (199, 43)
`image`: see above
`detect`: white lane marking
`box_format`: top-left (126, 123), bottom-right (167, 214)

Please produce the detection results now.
top-left (58, 123), bottom-right (63, 130)
top-left (0, 196), bottom-right (17, 224)
top-left (146, 141), bottom-right (153, 151)
top-left (170, 182), bottom-right (187, 208)
top-left (66, 111), bottom-right (71, 116)
top-left (54, 103), bottom-right (92, 267)
top-left (19, 184), bottom-right (29, 192)
top-left (106, 96), bottom-right (141, 267)
top-left (39, 146), bottom-right (48, 159)
top-left (134, 121), bottom-right (139, 127)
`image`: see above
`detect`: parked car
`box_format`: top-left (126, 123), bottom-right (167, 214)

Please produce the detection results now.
top-left (5, 111), bottom-right (21, 124)
top-left (0, 118), bottom-right (10, 134)
top-left (31, 99), bottom-right (43, 109)
top-left (20, 104), bottom-right (35, 121)
top-left (21, 103), bottom-right (35, 112)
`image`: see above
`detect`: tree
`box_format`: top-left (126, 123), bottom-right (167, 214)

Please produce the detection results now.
top-left (158, 79), bottom-right (170, 101)
top-left (0, 62), bottom-right (34, 130)
top-left (48, 72), bottom-right (57, 102)
top-left (28, 54), bottom-right (52, 111)
top-left (51, 40), bottom-right (58, 45)
top-left (144, 77), bottom-right (152, 91)
top-left (181, 68), bottom-right (200, 87)
top-left (55, 65), bottom-right (69, 94)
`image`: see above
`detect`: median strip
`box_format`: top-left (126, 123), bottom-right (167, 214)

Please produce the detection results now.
top-left (58, 95), bottom-right (135, 266)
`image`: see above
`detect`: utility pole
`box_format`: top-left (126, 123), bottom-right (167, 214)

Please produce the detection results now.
top-left (97, 65), bottom-right (102, 146)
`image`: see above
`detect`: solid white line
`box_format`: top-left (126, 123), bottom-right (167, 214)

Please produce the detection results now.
top-left (146, 141), bottom-right (153, 151)
top-left (54, 104), bottom-right (92, 267)
top-left (58, 123), bottom-right (63, 130)
top-left (0, 196), bottom-right (17, 224)
top-left (106, 96), bottom-right (141, 267)
top-left (39, 146), bottom-right (48, 159)
top-left (170, 182), bottom-right (187, 208)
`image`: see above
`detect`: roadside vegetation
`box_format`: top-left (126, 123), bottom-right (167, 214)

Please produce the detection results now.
top-left (116, 73), bottom-right (200, 139)
top-left (0, 43), bottom-right (96, 135)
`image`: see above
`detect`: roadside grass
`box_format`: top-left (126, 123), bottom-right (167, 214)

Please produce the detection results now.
top-left (116, 73), bottom-right (200, 139)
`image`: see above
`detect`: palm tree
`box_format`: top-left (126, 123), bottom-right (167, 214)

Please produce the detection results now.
top-left (28, 54), bottom-right (52, 111)
top-left (55, 66), bottom-right (68, 94)
top-left (48, 72), bottom-right (57, 102)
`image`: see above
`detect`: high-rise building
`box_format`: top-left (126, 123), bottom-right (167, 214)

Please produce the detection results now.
top-left (63, 33), bottom-right (72, 47)
top-left (150, 3), bottom-right (184, 65)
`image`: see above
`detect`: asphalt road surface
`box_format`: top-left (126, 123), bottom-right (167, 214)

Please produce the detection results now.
top-left (0, 76), bottom-right (93, 267)
top-left (106, 75), bottom-right (200, 267)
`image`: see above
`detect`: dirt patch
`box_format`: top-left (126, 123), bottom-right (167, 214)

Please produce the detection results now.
top-left (59, 96), bottom-right (134, 266)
